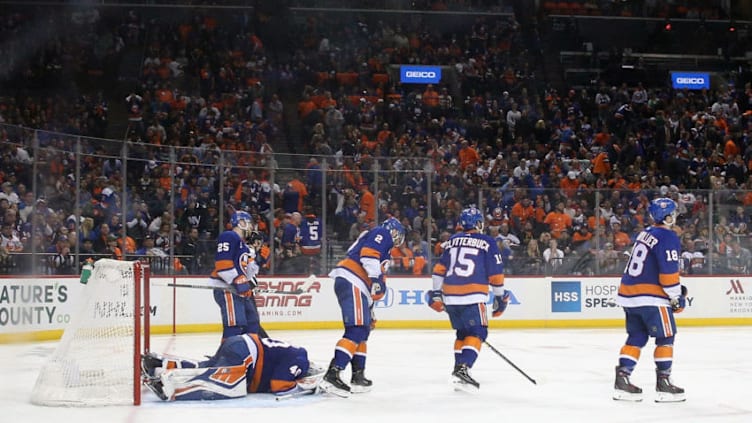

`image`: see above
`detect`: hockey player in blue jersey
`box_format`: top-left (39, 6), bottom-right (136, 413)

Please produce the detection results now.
top-left (613, 197), bottom-right (687, 402)
top-left (428, 206), bottom-right (510, 392)
top-left (320, 216), bottom-right (405, 397)
top-left (141, 334), bottom-right (325, 401)
top-left (210, 211), bottom-right (266, 339)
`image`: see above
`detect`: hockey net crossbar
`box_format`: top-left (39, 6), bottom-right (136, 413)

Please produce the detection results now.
top-left (30, 259), bottom-right (151, 406)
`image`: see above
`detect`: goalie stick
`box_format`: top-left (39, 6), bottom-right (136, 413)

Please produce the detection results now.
top-left (161, 278), bottom-right (316, 295)
top-left (161, 275), bottom-right (316, 295)
top-left (274, 387), bottom-right (318, 401)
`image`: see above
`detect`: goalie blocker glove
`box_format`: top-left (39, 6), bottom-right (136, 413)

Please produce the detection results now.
top-left (492, 290), bottom-right (511, 317)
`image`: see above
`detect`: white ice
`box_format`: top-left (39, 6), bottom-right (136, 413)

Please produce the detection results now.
top-left (2, 327), bottom-right (751, 423)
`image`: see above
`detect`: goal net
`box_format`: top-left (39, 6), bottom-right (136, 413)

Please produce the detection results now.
top-left (31, 259), bottom-right (151, 406)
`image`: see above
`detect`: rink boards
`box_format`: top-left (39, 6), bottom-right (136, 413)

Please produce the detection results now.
top-left (1, 275), bottom-right (751, 342)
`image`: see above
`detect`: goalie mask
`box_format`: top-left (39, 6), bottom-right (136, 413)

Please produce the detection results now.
top-left (247, 231), bottom-right (264, 250)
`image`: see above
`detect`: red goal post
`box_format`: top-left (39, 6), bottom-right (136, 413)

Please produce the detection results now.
top-left (30, 259), bottom-right (151, 406)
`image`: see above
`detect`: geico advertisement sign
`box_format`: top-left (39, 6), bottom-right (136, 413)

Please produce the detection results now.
top-left (671, 72), bottom-right (710, 90)
top-left (675, 77), bottom-right (706, 84)
top-left (400, 65), bottom-right (442, 84)
top-left (405, 71), bottom-right (437, 78)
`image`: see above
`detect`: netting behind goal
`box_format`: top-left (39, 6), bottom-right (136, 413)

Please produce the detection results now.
top-left (31, 259), bottom-right (150, 406)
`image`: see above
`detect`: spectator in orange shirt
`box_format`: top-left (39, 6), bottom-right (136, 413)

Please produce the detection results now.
top-left (560, 170), bottom-right (580, 198)
top-left (533, 196), bottom-right (548, 229)
top-left (389, 242), bottom-right (426, 276)
top-left (543, 201), bottom-right (573, 239)
top-left (422, 84), bottom-right (440, 112)
top-left (376, 123), bottom-right (393, 147)
top-left (611, 219), bottom-right (631, 251)
top-left (287, 174), bottom-right (309, 213)
top-left (433, 230), bottom-right (451, 257)
top-left (571, 225), bottom-right (593, 249)
top-left (591, 151), bottom-right (611, 177)
top-left (359, 183), bottom-right (376, 224)
top-left (587, 212), bottom-right (606, 231)
top-left (723, 136), bottom-right (739, 161)
top-left (458, 139), bottom-right (480, 171)
top-left (298, 94), bottom-right (317, 122)
top-left (608, 170), bottom-right (628, 190)
top-left (510, 197), bottom-right (534, 231)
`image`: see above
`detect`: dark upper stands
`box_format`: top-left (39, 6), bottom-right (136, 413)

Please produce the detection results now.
top-left (1, 1), bottom-right (751, 276)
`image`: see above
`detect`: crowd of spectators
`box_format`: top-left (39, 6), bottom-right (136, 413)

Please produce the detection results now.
top-left (541, 0), bottom-right (730, 19)
top-left (1, 3), bottom-right (751, 277)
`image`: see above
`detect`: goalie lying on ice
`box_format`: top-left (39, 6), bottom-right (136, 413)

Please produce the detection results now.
top-left (141, 333), bottom-right (325, 401)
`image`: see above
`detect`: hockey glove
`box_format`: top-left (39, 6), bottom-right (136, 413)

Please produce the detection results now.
top-left (234, 275), bottom-right (254, 298)
top-left (428, 290), bottom-right (445, 313)
top-left (492, 290), bottom-right (511, 317)
top-left (370, 306), bottom-right (377, 330)
top-left (670, 285), bottom-right (687, 313)
top-left (371, 277), bottom-right (386, 301)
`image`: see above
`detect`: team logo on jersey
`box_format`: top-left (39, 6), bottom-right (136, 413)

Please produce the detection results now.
top-left (551, 281), bottom-right (581, 312)
top-left (238, 252), bottom-right (251, 272)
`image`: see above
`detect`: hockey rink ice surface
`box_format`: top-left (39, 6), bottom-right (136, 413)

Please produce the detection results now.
top-left (2, 327), bottom-right (751, 423)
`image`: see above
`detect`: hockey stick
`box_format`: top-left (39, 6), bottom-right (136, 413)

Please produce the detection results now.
top-left (274, 387), bottom-right (317, 401)
top-left (483, 340), bottom-right (537, 385)
top-left (163, 282), bottom-right (306, 295)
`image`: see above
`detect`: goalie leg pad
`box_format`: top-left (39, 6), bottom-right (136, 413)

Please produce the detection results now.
top-left (142, 352), bottom-right (201, 380)
top-left (160, 365), bottom-right (248, 401)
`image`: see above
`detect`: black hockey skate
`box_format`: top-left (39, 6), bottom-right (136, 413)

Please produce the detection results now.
top-left (451, 364), bottom-right (480, 392)
top-left (613, 366), bottom-right (642, 401)
top-left (320, 362), bottom-right (351, 398)
top-left (655, 370), bottom-right (686, 403)
top-left (140, 352), bottom-right (163, 380)
top-left (143, 377), bottom-right (167, 401)
top-left (350, 367), bottom-right (373, 393)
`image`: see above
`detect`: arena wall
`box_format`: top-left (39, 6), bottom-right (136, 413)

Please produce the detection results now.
top-left (1, 275), bottom-right (751, 343)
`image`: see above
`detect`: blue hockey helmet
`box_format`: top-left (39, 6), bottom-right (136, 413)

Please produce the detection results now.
top-left (381, 217), bottom-right (405, 246)
top-left (231, 211), bottom-right (253, 234)
top-left (459, 207), bottom-right (485, 232)
top-left (648, 197), bottom-right (678, 226)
